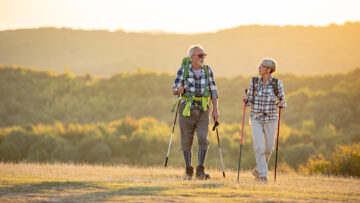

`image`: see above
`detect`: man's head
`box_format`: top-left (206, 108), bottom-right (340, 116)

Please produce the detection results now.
top-left (258, 58), bottom-right (276, 75)
top-left (189, 45), bottom-right (206, 67)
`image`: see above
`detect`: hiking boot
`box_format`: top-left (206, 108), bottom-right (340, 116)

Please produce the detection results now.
top-left (251, 167), bottom-right (259, 179)
top-left (256, 176), bottom-right (268, 183)
top-left (196, 165), bottom-right (210, 180)
top-left (184, 166), bottom-right (194, 180)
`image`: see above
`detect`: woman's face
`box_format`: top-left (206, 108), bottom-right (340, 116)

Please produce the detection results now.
top-left (258, 65), bottom-right (270, 75)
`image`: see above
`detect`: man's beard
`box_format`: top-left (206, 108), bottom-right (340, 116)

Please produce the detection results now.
top-left (197, 60), bottom-right (204, 66)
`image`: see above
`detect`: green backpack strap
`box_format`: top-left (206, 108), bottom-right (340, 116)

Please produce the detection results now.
top-left (203, 64), bottom-right (210, 78)
top-left (202, 65), bottom-right (211, 97)
top-left (182, 57), bottom-right (192, 82)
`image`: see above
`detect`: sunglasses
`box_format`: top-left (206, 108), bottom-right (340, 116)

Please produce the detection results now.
top-left (258, 65), bottom-right (269, 69)
top-left (194, 53), bottom-right (207, 58)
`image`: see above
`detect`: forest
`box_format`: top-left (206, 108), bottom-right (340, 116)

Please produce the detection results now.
top-left (0, 65), bottom-right (359, 176)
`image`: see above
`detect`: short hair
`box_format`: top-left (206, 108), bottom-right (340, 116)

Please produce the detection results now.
top-left (259, 58), bottom-right (276, 73)
top-left (188, 45), bottom-right (204, 57)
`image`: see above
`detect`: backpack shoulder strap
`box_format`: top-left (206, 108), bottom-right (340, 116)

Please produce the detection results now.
top-left (202, 65), bottom-right (211, 97)
top-left (203, 65), bottom-right (209, 78)
top-left (183, 63), bottom-right (189, 82)
top-left (272, 78), bottom-right (279, 97)
top-left (252, 77), bottom-right (258, 97)
top-left (181, 57), bottom-right (192, 82)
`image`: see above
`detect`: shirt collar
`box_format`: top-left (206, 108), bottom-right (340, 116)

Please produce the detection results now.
top-left (259, 75), bottom-right (273, 85)
top-left (189, 64), bottom-right (204, 74)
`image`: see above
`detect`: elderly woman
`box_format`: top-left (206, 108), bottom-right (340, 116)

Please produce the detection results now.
top-left (242, 58), bottom-right (286, 182)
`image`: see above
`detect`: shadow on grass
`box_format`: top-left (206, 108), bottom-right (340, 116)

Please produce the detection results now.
top-left (59, 186), bottom-right (169, 202)
top-left (0, 181), bottom-right (105, 194)
top-left (0, 181), bottom-right (169, 202)
top-left (200, 183), bottom-right (225, 188)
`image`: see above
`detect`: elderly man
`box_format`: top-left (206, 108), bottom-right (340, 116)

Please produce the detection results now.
top-left (242, 58), bottom-right (286, 182)
top-left (172, 45), bottom-right (219, 180)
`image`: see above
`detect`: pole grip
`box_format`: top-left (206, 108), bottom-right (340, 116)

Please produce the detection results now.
top-left (164, 157), bottom-right (168, 167)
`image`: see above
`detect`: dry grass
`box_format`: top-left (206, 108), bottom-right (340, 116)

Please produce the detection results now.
top-left (0, 162), bottom-right (359, 202)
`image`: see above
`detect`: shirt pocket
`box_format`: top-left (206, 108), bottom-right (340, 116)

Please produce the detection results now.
top-left (255, 86), bottom-right (262, 97)
top-left (186, 77), bottom-right (194, 87)
top-left (268, 89), bottom-right (277, 102)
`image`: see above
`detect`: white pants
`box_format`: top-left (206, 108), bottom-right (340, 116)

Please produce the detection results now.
top-left (251, 118), bottom-right (278, 178)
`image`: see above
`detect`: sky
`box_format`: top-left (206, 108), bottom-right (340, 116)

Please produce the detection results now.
top-left (0, 0), bottom-right (360, 33)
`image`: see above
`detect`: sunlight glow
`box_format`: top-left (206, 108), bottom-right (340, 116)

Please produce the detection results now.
top-left (0, 0), bottom-right (359, 33)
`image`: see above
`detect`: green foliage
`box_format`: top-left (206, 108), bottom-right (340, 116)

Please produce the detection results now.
top-left (302, 143), bottom-right (360, 177)
top-left (0, 66), bottom-right (359, 177)
top-left (283, 143), bottom-right (316, 168)
top-left (300, 154), bottom-right (332, 175)
top-left (1, 66), bottom-right (360, 132)
top-left (0, 116), bottom-right (357, 177)
top-left (332, 143), bottom-right (360, 177)
top-left (86, 143), bottom-right (111, 163)
top-left (0, 129), bottom-right (40, 161)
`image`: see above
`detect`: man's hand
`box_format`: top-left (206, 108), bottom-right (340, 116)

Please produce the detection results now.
top-left (212, 108), bottom-right (219, 122)
top-left (173, 85), bottom-right (184, 95)
top-left (211, 98), bottom-right (219, 122)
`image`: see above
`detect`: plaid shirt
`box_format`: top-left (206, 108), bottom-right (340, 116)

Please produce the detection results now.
top-left (246, 76), bottom-right (286, 122)
top-left (173, 64), bottom-right (218, 111)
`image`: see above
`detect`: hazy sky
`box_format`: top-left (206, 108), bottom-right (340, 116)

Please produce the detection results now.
top-left (0, 0), bottom-right (359, 33)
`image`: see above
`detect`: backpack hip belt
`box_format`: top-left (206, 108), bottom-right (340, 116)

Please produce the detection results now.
top-left (181, 93), bottom-right (209, 117)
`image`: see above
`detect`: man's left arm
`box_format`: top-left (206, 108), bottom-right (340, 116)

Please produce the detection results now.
top-left (208, 67), bottom-right (219, 121)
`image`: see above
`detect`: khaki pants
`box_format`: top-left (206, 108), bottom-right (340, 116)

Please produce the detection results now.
top-left (179, 102), bottom-right (210, 151)
top-left (251, 118), bottom-right (278, 178)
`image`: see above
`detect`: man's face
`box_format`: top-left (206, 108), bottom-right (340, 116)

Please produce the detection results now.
top-left (190, 48), bottom-right (206, 66)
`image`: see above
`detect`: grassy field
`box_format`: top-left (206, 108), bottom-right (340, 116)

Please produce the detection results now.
top-left (0, 162), bottom-right (359, 202)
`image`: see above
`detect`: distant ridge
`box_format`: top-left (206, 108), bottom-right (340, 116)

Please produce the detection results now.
top-left (0, 22), bottom-right (359, 76)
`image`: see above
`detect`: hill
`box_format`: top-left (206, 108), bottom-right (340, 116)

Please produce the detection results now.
top-left (1, 22), bottom-right (360, 76)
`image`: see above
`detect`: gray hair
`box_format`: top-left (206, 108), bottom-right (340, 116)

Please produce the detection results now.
top-left (188, 45), bottom-right (204, 57)
top-left (259, 58), bottom-right (276, 73)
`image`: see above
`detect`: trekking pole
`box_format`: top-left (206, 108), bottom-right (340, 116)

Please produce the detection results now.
top-left (213, 120), bottom-right (225, 178)
top-left (164, 94), bottom-right (181, 167)
top-left (237, 89), bottom-right (248, 183)
top-left (274, 107), bottom-right (282, 182)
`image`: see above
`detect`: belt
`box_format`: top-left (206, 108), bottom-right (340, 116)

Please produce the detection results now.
top-left (254, 112), bottom-right (278, 116)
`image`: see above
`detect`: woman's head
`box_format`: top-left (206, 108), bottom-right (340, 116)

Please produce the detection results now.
top-left (258, 58), bottom-right (276, 75)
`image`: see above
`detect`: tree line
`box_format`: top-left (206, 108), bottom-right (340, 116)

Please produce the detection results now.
top-left (0, 65), bottom-right (359, 176)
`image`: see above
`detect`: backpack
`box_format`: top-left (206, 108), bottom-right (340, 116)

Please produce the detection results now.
top-left (252, 77), bottom-right (279, 97)
top-left (181, 57), bottom-right (210, 97)
top-left (176, 57), bottom-right (211, 116)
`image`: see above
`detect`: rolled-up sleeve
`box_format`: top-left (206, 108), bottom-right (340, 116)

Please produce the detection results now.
top-left (246, 79), bottom-right (254, 106)
top-left (173, 66), bottom-right (184, 89)
top-left (208, 66), bottom-right (218, 99)
top-left (277, 80), bottom-right (287, 109)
